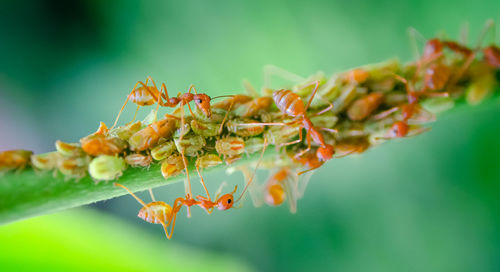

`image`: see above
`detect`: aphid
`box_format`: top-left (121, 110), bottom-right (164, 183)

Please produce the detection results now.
top-left (55, 140), bottom-right (84, 157)
top-left (483, 45), bottom-right (500, 68)
top-left (128, 115), bottom-right (177, 151)
top-left (341, 68), bottom-right (370, 85)
top-left (347, 92), bottom-right (384, 121)
top-left (109, 121), bottom-right (142, 141)
top-left (31, 152), bottom-right (60, 172)
top-left (334, 137), bottom-right (370, 156)
top-left (233, 97), bottom-right (274, 118)
top-left (244, 137), bottom-right (266, 155)
top-left (215, 136), bottom-right (245, 159)
top-left (161, 154), bottom-right (185, 179)
top-left (195, 154), bottom-right (222, 169)
top-left (88, 155), bottom-right (127, 182)
top-left (80, 122), bottom-right (128, 156)
top-left (190, 119), bottom-right (220, 137)
top-left (57, 155), bottom-right (89, 181)
top-left (0, 149), bottom-right (33, 173)
top-left (125, 153), bottom-right (153, 168)
top-left (174, 134), bottom-right (206, 157)
top-left (150, 140), bottom-right (176, 161)
top-left (226, 118), bottom-right (264, 137)
top-left (264, 123), bottom-right (301, 146)
top-left (465, 72), bottom-right (496, 105)
top-left (212, 94), bottom-right (252, 110)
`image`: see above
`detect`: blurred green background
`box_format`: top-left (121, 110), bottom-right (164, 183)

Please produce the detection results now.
top-left (1, 0), bottom-right (500, 271)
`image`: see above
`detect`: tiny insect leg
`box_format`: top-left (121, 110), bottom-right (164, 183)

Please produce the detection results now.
top-left (177, 104), bottom-right (192, 218)
top-left (242, 79), bottom-right (259, 97)
top-left (236, 138), bottom-right (268, 203)
top-left (263, 64), bottom-right (305, 90)
top-left (195, 164), bottom-right (211, 201)
top-left (407, 27), bottom-right (426, 60)
top-left (219, 99), bottom-right (235, 134)
top-left (301, 80), bottom-right (320, 112)
top-left (459, 22), bottom-right (469, 45)
top-left (294, 132), bottom-right (312, 159)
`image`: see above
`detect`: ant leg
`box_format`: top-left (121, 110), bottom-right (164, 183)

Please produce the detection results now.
top-left (178, 105), bottom-right (192, 217)
top-left (407, 27), bottom-right (426, 60)
top-left (294, 132), bottom-right (311, 159)
top-left (219, 99), bottom-right (235, 134)
top-left (236, 137), bottom-right (268, 203)
top-left (195, 163), bottom-right (211, 201)
top-left (301, 80), bottom-right (320, 111)
top-left (263, 64), bottom-right (305, 90)
top-left (280, 128), bottom-right (303, 147)
top-left (242, 79), bottom-right (259, 97)
top-left (111, 80), bottom-right (143, 129)
top-left (319, 127), bottom-right (338, 134)
top-left (187, 84), bottom-right (198, 94)
top-left (459, 22), bottom-right (469, 45)
top-left (131, 105), bottom-right (140, 123)
top-left (372, 107), bottom-right (399, 120)
top-left (148, 188), bottom-right (156, 202)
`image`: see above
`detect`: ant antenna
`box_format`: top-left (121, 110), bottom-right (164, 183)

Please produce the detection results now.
top-left (212, 95), bottom-right (235, 100)
top-left (236, 137), bottom-right (268, 203)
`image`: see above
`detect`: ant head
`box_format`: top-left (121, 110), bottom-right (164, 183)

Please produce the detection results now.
top-left (424, 38), bottom-right (443, 58)
top-left (193, 94), bottom-right (212, 117)
top-left (264, 184), bottom-right (285, 206)
top-left (389, 121), bottom-right (409, 138)
top-left (317, 144), bottom-right (335, 161)
top-left (216, 194), bottom-right (234, 210)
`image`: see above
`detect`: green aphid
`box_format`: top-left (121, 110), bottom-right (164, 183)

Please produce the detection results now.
top-left (265, 124), bottom-right (301, 146)
top-left (174, 119), bottom-right (191, 138)
top-left (57, 155), bottom-right (89, 181)
top-left (194, 107), bottom-right (226, 123)
top-left (89, 155), bottom-right (127, 181)
top-left (466, 73), bottom-right (496, 105)
top-left (195, 154), bottom-right (222, 169)
top-left (174, 134), bottom-right (206, 157)
top-left (55, 140), bottom-right (84, 157)
top-left (244, 137), bottom-right (266, 155)
top-left (31, 152), bottom-right (60, 171)
top-left (191, 119), bottom-right (220, 137)
top-left (226, 118), bottom-right (264, 137)
top-left (151, 140), bottom-right (176, 161)
top-left (109, 121), bottom-right (142, 141)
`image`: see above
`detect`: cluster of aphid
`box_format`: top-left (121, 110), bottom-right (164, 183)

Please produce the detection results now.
top-left (1, 23), bottom-right (499, 239)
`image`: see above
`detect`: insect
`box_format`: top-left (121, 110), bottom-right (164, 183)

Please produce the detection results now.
top-left (124, 153), bottom-right (153, 168)
top-left (88, 155), bottom-right (127, 182)
top-left (483, 45), bottom-right (500, 68)
top-left (112, 77), bottom-right (213, 128)
top-left (31, 152), bottom-right (60, 173)
top-left (347, 92), bottom-right (384, 121)
top-left (0, 149), bottom-right (33, 173)
top-left (114, 138), bottom-right (268, 239)
top-left (215, 136), bottom-right (245, 164)
top-left (226, 118), bottom-right (265, 137)
top-left (128, 115), bottom-right (177, 151)
top-left (240, 81), bottom-right (336, 162)
top-left (80, 122), bottom-right (128, 156)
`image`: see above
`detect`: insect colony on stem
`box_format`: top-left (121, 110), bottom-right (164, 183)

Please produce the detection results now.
top-left (1, 22), bottom-right (500, 239)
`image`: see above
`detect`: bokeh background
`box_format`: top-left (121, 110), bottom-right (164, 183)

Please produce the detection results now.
top-left (1, 0), bottom-right (500, 271)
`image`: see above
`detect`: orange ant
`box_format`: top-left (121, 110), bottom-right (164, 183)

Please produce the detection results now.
top-left (239, 81), bottom-right (336, 163)
top-left (114, 138), bottom-right (268, 239)
top-left (483, 45), bottom-right (500, 68)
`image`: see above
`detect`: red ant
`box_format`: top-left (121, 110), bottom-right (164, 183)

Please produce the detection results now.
top-left (239, 81), bottom-right (337, 163)
top-left (114, 138), bottom-right (268, 239)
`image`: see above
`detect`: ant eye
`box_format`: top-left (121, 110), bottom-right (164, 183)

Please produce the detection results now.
top-left (227, 199), bottom-right (232, 204)
top-left (195, 99), bottom-right (202, 104)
